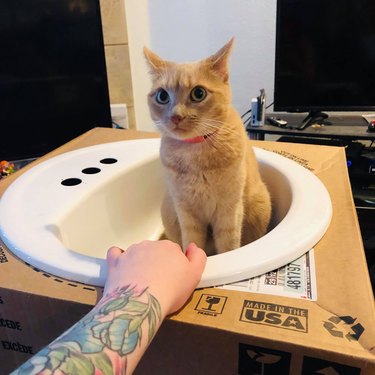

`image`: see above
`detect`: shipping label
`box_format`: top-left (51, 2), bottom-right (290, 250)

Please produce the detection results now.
top-left (219, 250), bottom-right (317, 301)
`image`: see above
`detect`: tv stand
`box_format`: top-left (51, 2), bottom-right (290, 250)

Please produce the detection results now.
top-left (247, 113), bottom-right (375, 142)
top-left (297, 111), bottom-right (329, 130)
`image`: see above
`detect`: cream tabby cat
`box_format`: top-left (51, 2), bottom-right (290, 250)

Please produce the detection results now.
top-left (144, 38), bottom-right (271, 254)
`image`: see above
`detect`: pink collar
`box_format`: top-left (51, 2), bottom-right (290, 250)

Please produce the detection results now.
top-left (182, 130), bottom-right (217, 144)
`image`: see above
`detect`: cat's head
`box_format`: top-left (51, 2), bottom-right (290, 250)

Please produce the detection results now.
top-left (144, 38), bottom-right (234, 142)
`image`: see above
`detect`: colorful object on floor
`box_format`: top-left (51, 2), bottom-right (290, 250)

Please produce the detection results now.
top-left (0, 161), bottom-right (15, 179)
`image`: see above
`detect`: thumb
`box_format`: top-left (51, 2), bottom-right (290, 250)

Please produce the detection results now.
top-left (106, 246), bottom-right (124, 270)
top-left (185, 243), bottom-right (207, 275)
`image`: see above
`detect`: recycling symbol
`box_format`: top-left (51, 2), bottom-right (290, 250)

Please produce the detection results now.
top-left (323, 315), bottom-right (364, 341)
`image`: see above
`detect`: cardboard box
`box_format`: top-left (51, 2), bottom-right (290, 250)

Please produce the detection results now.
top-left (0, 128), bottom-right (374, 374)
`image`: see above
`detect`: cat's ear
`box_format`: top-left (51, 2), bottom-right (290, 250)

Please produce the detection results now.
top-left (206, 37), bottom-right (235, 82)
top-left (143, 46), bottom-right (168, 74)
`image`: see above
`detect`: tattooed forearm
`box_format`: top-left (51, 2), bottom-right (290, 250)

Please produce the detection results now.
top-left (11, 285), bottom-right (161, 375)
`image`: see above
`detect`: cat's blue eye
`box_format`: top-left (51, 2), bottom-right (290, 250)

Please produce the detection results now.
top-left (155, 88), bottom-right (170, 104)
top-left (190, 86), bottom-right (207, 102)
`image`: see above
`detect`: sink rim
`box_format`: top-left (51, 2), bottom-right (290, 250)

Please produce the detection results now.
top-left (0, 139), bottom-right (332, 288)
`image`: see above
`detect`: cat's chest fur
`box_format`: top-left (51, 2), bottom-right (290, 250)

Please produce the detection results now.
top-left (160, 128), bottom-right (246, 173)
top-left (160, 135), bottom-right (247, 217)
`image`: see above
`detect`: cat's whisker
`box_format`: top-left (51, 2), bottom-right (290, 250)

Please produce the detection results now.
top-left (199, 118), bottom-right (235, 132)
top-left (199, 120), bottom-right (239, 138)
top-left (190, 119), bottom-right (221, 132)
top-left (203, 131), bottom-right (233, 150)
top-left (185, 120), bottom-right (239, 150)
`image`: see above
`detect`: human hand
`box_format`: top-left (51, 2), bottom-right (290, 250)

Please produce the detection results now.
top-left (104, 240), bottom-right (207, 316)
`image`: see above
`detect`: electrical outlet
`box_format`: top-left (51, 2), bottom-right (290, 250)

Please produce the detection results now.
top-left (110, 103), bottom-right (128, 129)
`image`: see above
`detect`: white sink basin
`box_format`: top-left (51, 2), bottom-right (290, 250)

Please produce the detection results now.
top-left (0, 138), bottom-right (332, 288)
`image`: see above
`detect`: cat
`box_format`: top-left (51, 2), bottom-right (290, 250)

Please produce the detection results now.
top-left (144, 38), bottom-right (272, 255)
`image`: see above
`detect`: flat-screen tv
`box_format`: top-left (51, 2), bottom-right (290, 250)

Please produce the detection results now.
top-left (0, 0), bottom-right (112, 162)
top-left (274, 0), bottom-right (375, 122)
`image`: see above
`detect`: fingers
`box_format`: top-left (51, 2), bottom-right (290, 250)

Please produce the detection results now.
top-left (106, 242), bottom-right (206, 284)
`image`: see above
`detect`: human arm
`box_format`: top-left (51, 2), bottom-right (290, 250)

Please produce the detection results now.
top-left (11, 240), bottom-right (206, 375)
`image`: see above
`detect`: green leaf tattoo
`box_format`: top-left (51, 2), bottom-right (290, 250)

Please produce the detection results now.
top-left (11, 285), bottom-right (162, 375)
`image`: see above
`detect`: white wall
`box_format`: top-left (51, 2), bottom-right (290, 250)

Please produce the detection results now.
top-left (125, 0), bottom-right (277, 131)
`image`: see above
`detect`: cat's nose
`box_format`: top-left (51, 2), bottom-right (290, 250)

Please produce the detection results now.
top-left (170, 114), bottom-right (184, 125)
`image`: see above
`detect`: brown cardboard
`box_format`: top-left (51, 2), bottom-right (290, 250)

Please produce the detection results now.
top-left (0, 128), bottom-right (374, 374)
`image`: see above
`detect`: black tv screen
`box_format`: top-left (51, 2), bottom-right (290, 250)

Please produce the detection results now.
top-left (0, 0), bottom-right (112, 161)
top-left (274, 0), bottom-right (375, 113)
